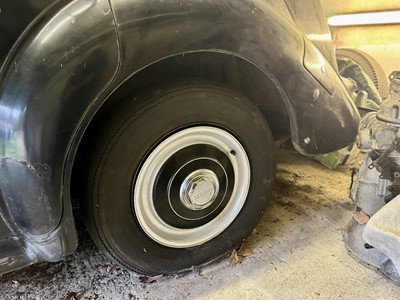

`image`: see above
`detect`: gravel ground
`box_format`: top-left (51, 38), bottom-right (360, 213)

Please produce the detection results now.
top-left (1, 150), bottom-right (400, 300)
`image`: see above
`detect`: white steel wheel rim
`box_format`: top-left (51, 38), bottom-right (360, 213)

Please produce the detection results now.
top-left (134, 126), bottom-right (251, 248)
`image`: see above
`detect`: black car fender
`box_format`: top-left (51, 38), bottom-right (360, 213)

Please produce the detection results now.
top-left (0, 0), bottom-right (360, 270)
top-left (0, 0), bottom-right (119, 264)
top-left (108, 0), bottom-right (360, 155)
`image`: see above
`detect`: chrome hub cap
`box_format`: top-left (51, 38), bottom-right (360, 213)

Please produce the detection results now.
top-left (180, 169), bottom-right (219, 210)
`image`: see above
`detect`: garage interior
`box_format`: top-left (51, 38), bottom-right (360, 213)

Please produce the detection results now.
top-left (1, 1), bottom-right (400, 299)
top-left (325, 0), bottom-right (400, 77)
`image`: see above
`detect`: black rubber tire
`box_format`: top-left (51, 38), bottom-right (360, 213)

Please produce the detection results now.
top-left (336, 48), bottom-right (389, 99)
top-left (81, 83), bottom-right (275, 275)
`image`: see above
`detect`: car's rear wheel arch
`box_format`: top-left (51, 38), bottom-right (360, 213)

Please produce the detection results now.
top-left (69, 51), bottom-right (291, 203)
top-left (85, 52), bottom-right (289, 140)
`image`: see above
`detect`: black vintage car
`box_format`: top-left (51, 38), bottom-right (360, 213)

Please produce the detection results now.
top-left (0, 0), bottom-right (359, 275)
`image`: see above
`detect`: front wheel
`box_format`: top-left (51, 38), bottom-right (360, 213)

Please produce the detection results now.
top-left (82, 83), bottom-right (275, 274)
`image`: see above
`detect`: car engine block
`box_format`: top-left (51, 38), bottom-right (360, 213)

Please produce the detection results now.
top-left (345, 71), bottom-right (400, 284)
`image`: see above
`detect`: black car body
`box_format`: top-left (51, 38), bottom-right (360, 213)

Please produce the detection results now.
top-left (0, 0), bottom-right (360, 275)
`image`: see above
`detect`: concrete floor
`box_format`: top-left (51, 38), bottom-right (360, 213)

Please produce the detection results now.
top-left (1, 150), bottom-right (400, 299)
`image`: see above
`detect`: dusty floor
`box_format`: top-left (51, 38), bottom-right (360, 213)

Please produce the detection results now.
top-left (1, 150), bottom-right (400, 300)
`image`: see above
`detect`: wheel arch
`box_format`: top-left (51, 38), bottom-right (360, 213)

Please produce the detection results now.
top-left (70, 51), bottom-right (291, 200)
top-left (73, 51), bottom-right (291, 147)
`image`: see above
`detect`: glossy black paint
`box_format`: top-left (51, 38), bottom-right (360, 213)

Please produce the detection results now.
top-left (0, 0), bottom-right (360, 274)
top-left (0, 0), bottom-right (56, 67)
top-left (109, 0), bottom-right (359, 154)
top-left (0, 0), bottom-right (119, 273)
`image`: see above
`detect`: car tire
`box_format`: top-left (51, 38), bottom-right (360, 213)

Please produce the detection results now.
top-left (336, 48), bottom-right (389, 99)
top-left (81, 82), bottom-right (275, 275)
